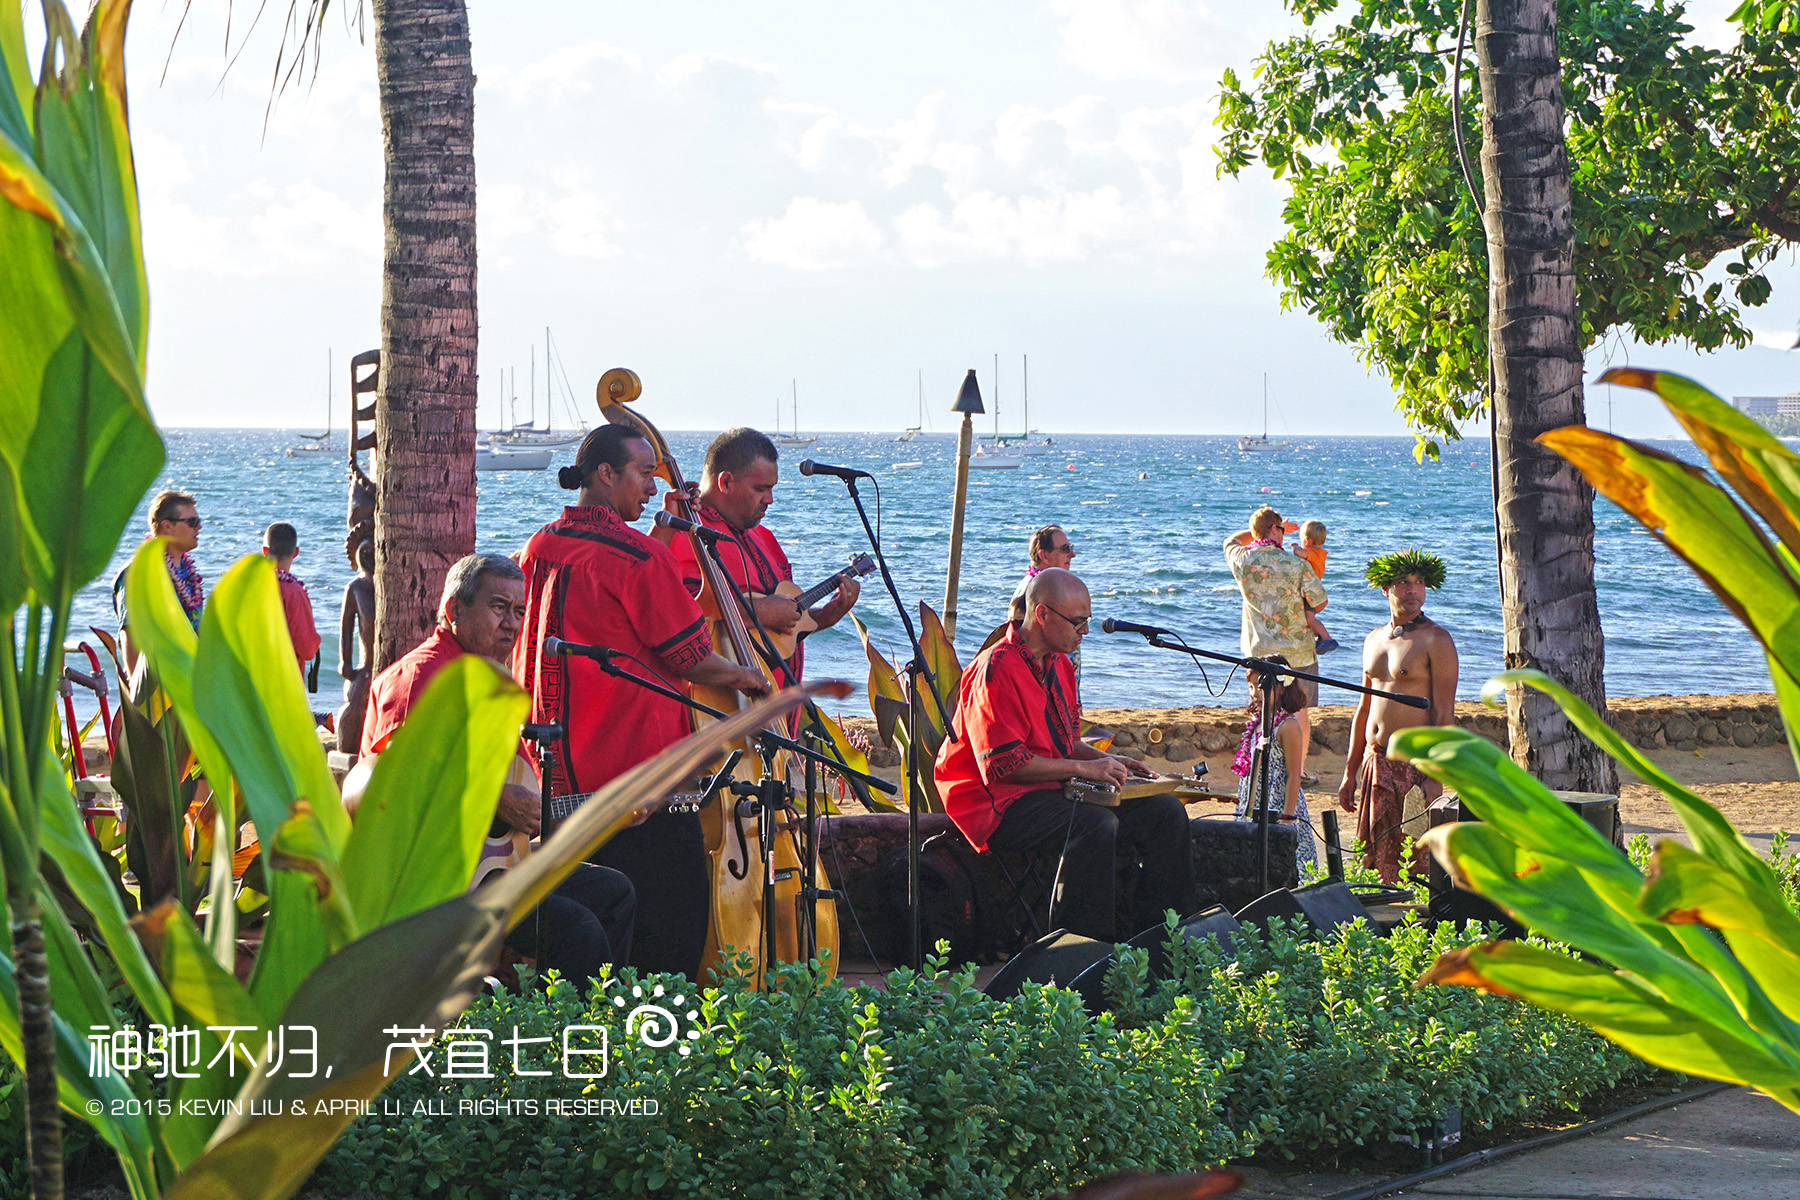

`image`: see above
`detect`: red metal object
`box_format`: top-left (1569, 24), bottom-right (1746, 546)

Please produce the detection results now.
top-left (68, 640), bottom-right (116, 758)
top-left (59, 670), bottom-right (87, 780)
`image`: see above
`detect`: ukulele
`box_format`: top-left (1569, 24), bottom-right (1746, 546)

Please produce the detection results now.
top-left (470, 757), bottom-right (711, 891)
top-left (752, 553), bottom-right (876, 660)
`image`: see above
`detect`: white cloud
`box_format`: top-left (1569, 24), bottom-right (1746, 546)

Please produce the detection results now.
top-left (245, 179), bottom-right (380, 269)
top-left (742, 197), bottom-right (887, 269)
top-left (1052, 0), bottom-right (1242, 84)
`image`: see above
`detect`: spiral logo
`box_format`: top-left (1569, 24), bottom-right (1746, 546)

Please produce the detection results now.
top-left (612, 983), bottom-right (706, 1057)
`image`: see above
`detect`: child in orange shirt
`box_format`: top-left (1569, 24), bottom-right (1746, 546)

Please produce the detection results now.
top-left (1294, 519), bottom-right (1338, 653)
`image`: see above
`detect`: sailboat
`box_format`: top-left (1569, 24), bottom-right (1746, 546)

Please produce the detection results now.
top-left (896, 369), bottom-right (931, 442)
top-left (477, 362), bottom-right (549, 470)
top-left (490, 329), bottom-right (588, 449)
top-left (1237, 375), bottom-right (1293, 452)
top-left (978, 354), bottom-right (1050, 456)
top-left (286, 351), bottom-right (338, 458)
top-left (776, 380), bottom-right (817, 446)
top-left (970, 355), bottom-right (1025, 469)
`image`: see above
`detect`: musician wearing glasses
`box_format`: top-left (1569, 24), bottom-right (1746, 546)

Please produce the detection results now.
top-left (1008, 525), bottom-right (1082, 682)
top-left (936, 568), bottom-right (1194, 942)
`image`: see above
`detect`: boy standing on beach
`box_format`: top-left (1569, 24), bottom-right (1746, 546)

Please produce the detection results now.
top-left (1294, 519), bottom-right (1340, 654)
top-left (263, 522), bottom-right (321, 677)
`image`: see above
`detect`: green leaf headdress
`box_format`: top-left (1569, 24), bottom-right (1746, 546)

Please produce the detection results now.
top-left (1365, 548), bottom-right (1447, 589)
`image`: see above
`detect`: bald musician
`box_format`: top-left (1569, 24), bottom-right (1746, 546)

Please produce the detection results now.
top-left (934, 569), bottom-right (1194, 941)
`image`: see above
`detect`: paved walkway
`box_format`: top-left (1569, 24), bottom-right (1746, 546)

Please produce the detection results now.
top-left (1236, 1087), bottom-right (1800, 1200)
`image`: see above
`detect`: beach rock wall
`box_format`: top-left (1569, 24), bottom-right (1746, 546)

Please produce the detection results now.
top-left (1023, 692), bottom-right (1781, 771)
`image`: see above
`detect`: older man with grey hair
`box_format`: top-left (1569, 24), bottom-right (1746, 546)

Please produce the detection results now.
top-left (355, 552), bottom-right (635, 990)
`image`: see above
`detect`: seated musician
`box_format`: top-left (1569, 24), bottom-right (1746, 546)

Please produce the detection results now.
top-left (351, 552), bottom-right (636, 989)
top-left (663, 427), bottom-right (860, 685)
top-left (515, 426), bottom-right (769, 981)
top-left (934, 568), bottom-right (1194, 942)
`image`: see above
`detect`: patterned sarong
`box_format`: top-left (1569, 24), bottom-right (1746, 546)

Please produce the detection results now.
top-left (1354, 751), bottom-right (1426, 884)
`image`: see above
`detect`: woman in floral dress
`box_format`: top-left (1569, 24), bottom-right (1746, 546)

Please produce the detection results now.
top-left (1233, 659), bottom-right (1318, 880)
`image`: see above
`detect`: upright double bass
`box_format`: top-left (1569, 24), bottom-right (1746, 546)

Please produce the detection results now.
top-left (594, 368), bottom-right (838, 985)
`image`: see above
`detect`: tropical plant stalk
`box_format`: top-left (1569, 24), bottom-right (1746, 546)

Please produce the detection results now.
top-left (1477, 0), bottom-right (1617, 794)
top-left (10, 893), bottom-right (63, 1200)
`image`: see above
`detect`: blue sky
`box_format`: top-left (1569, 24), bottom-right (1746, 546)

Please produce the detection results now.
top-left (114, 0), bottom-right (1798, 438)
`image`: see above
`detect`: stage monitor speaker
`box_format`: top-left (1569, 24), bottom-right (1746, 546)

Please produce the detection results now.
top-left (1425, 792), bottom-right (1619, 936)
top-left (1234, 880), bottom-right (1375, 938)
top-left (985, 907), bottom-right (1246, 1015)
top-left (984, 931), bottom-right (1115, 1012)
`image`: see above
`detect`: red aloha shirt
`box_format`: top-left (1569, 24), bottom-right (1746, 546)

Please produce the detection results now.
top-left (935, 622), bottom-right (1081, 851)
top-left (513, 504), bottom-right (713, 799)
top-left (667, 501), bottom-right (803, 685)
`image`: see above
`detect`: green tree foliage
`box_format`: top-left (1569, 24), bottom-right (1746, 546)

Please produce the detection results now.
top-left (1216, 0), bottom-right (1800, 452)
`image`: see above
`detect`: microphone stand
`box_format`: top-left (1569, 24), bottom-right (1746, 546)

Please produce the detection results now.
top-left (832, 473), bottom-right (955, 970)
top-left (1127, 632), bottom-right (1426, 895)
top-left (521, 721), bottom-right (565, 975)
top-left (693, 535), bottom-right (881, 963)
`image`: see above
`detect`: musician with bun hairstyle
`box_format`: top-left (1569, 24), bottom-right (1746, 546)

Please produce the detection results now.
top-left (514, 424), bottom-right (769, 979)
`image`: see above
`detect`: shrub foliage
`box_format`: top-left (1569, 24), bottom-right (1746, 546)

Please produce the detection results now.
top-left (311, 918), bottom-right (1657, 1199)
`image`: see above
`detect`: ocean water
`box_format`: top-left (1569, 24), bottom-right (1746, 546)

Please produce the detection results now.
top-left (68, 429), bottom-right (1771, 717)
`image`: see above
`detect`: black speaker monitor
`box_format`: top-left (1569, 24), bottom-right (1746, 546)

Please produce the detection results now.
top-left (1234, 880), bottom-right (1375, 938)
top-left (984, 931), bottom-right (1115, 1012)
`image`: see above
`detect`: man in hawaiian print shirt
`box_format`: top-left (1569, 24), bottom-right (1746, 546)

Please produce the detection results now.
top-left (1224, 506), bottom-right (1329, 781)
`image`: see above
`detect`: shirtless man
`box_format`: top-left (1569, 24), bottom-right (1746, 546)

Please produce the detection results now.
top-left (1336, 550), bottom-right (1459, 884)
top-left (334, 537), bottom-right (376, 756)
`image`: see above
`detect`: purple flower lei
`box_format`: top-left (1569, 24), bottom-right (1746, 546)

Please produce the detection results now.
top-left (1232, 708), bottom-right (1291, 777)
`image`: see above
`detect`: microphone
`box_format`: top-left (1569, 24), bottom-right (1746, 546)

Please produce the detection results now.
top-left (799, 459), bottom-right (873, 481)
top-left (543, 636), bottom-right (617, 664)
top-left (653, 510), bottom-right (730, 543)
top-left (1100, 618), bottom-right (1171, 637)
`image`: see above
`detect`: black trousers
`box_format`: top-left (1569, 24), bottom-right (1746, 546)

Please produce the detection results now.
top-left (989, 789), bottom-right (1194, 942)
top-left (588, 808), bottom-right (709, 981)
top-left (504, 863), bottom-right (636, 990)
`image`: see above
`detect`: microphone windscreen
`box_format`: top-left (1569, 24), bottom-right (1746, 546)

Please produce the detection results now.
top-left (799, 459), bottom-right (817, 476)
top-left (653, 510), bottom-right (674, 529)
top-left (1100, 618), bottom-right (1118, 634)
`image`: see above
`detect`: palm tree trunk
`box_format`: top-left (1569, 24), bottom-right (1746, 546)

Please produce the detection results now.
top-left (10, 891), bottom-right (63, 1200)
top-left (369, 0), bottom-right (479, 673)
top-left (1478, 0), bottom-right (1618, 794)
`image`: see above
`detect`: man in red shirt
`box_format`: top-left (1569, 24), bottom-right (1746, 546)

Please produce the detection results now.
top-left (357, 552), bottom-right (636, 989)
top-left (516, 424), bottom-right (768, 980)
top-left (664, 427), bottom-right (859, 685)
top-left (262, 523), bottom-right (321, 677)
top-left (935, 569), bottom-right (1193, 942)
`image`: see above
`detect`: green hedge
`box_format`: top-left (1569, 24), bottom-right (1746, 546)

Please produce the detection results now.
top-left (312, 916), bottom-right (1656, 1199)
